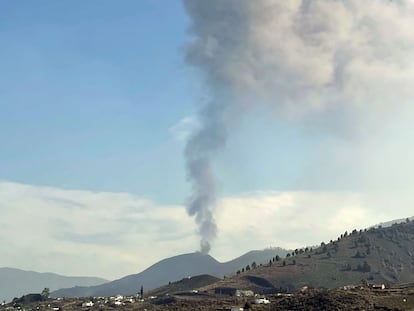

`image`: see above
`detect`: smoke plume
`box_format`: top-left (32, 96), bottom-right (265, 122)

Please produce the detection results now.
top-left (183, 0), bottom-right (414, 253)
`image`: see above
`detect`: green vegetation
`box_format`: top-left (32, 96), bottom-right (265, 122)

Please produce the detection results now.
top-left (41, 288), bottom-right (50, 298)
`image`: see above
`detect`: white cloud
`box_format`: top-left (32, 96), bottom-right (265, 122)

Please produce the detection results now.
top-left (1, 181), bottom-right (412, 279)
top-left (211, 191), bottom-right (384, 260)
top-left (0, 181), bottom-right (198, 280)
top-left (169, 116), bottom-right (201, 142)
top-left (2, 181), bottom-right (413, 279)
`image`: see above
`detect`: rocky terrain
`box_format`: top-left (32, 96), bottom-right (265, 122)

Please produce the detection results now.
top-left (3, 283), bottom-right (414, 310)
top-left (271, 284), bottom-right (414, 310)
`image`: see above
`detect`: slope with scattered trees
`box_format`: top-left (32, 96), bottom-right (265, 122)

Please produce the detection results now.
top-left (201, 218), bottom-right (414, 293)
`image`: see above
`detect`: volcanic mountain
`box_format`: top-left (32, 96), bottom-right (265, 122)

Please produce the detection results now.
top-left (51, 248), bottom-right (289, 298)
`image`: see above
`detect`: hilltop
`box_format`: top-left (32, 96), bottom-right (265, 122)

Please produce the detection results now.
top-left (201, 218), bottom-right (414, 294)
top-left (51, 248), bottom-right (289, 298)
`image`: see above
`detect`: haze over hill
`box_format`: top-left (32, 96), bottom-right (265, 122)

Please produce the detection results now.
top-left (0, 268), bottom-right (107, 303)
top-left (51, 248), bottom-right (289, 298)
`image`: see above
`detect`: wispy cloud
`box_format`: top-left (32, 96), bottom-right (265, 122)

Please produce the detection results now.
top-left (1, 181), bottom-right (412, 279)
top-left (169, 116), bottom-right (200, 142)
top-left (0, 181), bottom-right (197, 279)
top-left (213, 192), bottom-right (378, 259)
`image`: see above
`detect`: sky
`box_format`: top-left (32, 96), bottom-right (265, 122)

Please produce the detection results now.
top-left (1, 0), bottom-right (414, 280)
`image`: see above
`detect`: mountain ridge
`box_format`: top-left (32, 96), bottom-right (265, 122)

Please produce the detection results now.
top-left (51, 248), bottom-right (290, 298)
top-left (0, 267), bottom-right (107, 303)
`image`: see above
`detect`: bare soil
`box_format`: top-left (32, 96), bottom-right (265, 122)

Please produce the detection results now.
top-left (4, 284), bottom-right (414, 311)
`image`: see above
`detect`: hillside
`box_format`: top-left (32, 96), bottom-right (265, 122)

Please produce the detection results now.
top-left (51, 248), bottom-right (289, 298)
top-left (375, 216), bottom-right (414, 229)
top-left (0, 268), bottom-right (107, 303)
top-left (148, 274), bottom-right (220, 297)
top-left (201, 219), bottom-right (414, 294)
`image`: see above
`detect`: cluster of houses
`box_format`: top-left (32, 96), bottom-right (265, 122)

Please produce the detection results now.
top-left (342, 283), bottom-right (386, 291)
top-left (0, 294), bottom-right (145, 311)
top-left (80, 294), bottom-right (143, 308)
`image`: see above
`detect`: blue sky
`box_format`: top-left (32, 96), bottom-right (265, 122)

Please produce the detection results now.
top-left (1, 0), bottom-right (414, 281)
top-left (1, 1), bottom-right (197, 202)
top-left (0, 0), bottom-right (319, 203)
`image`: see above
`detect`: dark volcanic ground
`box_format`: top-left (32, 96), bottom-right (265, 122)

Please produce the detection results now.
top-left (3, 283), bottom-right (414, 311)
